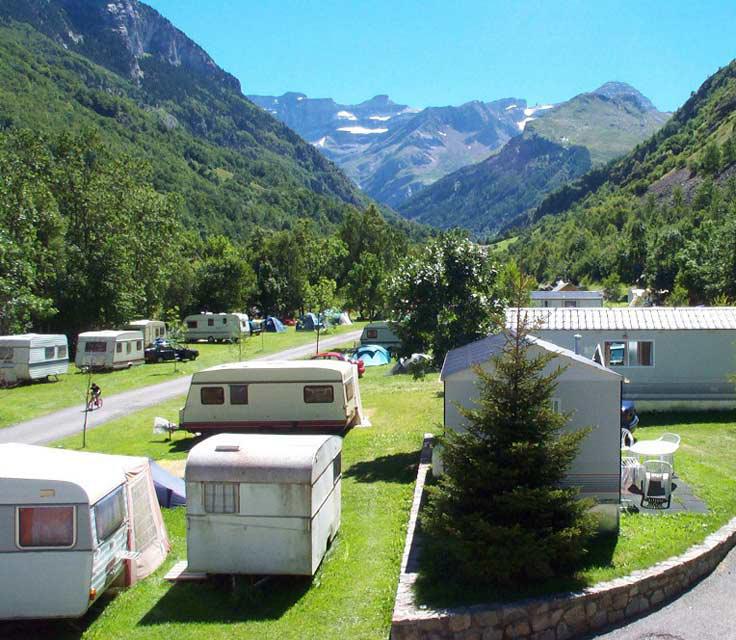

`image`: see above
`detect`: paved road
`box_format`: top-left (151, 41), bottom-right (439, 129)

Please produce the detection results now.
top-left (0, 330), bottom-right (362, 446)
top-left (588, 544), bottom-right (736, 640)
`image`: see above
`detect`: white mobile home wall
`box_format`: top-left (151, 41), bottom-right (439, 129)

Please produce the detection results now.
top-left (125, 320), bottom-right (166, 346)
top-left (75, 331), bottom-right (145, 370)
top-left (530, 291), bottom-right (604, 308)
top-left (0, 334), bottom-right (69, 385)
top-left (442, 335), bottom-right (622, 531)
top-left (183, 313), bottom-right (250, 343)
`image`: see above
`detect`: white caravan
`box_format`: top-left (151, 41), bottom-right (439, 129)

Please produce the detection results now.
top-left (183, 312), bottom-right (250, 343)
top-left (179, 360), bottom-right (364, 434)
top-left (360, 321), bottom-right (402, 352)
top-left (186, 433), bottom-right (342, 575)
top-left (0, 444), bottom-right (170, 620)
top-left (125, 320), bottom-right (166, 346)
top-left (75, 330), bottom-right (145, 370)
top-left (0, 334), bottom-right (69, 385)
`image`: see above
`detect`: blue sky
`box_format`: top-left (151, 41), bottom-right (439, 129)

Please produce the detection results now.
top-left (147, 0), bottom-right (735, 112)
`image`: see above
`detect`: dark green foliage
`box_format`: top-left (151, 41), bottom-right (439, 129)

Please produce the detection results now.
top-left (421, 310), bottom-right (596, 588)
top-left (388, 232), bottom-right (505, 365)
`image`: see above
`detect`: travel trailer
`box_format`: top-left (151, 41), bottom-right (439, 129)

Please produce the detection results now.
top-left (125, 320), bottom-right (166, 346)
top-left (179, 360), bottom-right (364, 434)
top-left (75, 330), bottom-right (145, 370)
top-left (0, 334), bottom-right (69, 385)
top-left (183, 312), bottom-right (250, 343)
top-left (185, 433), bottom-right (342, 575)
top-left (359, 321), bottom-right (402, 352)
top-left (441, 333), bottom-right (622, 531)
top-left (0, 445), bottom-right (169, 620)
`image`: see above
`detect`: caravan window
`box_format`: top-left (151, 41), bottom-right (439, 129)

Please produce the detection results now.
top-left (17, 506), bottom-right (75, 548)
top-left (201, 386), bottom-right (225, 404)
top-left (604, 341), bottom-right (654, 367)
top-left (44, 347), bottom-right (55, 359)
top-left (345, 380), bottom-right (355, 402)
top-left (116, 343), bottom-right (123, 354)
top-left (604, 342), bottom-right (626, 366)
top-left (208, 318), bottom-right (215, 327)
top-left (230, 385), bottom-right (248, 405)
top-left (94, 487), bottom-right (126, 542)
top-left (204, 482), bottom-right (239, 513)
top-left (86, 341), bottom-right (107, 353)
top-left (0, 347), bottom-right (13, 362)
top-left (57, 345), bottom-right (67, 359)
top-left (223, 318), bottom-right (228, 325)
top-left (304, 385), bottom-right (334, 404)
top-left (136, 340), bottom-right (142, 351)
top-left (366, 329), bottom-right (378, 339)
top-left (126, 342), bottom-right (132, 354)
top-left (187, 321), bottom-right (197, 329)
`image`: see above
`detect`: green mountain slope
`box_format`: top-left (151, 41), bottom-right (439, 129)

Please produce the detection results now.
top-left (508, 60), bottom-right (736, 302)
top-left (0, 0), bottom-right (388, 237)
top-left (398, 83), bottom-right (668, 237)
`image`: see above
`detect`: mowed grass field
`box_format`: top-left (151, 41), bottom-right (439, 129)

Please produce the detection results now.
top-left (0, 324), bottom-right (364, 429)
top-left (0, 366), bottom-right (443, 640)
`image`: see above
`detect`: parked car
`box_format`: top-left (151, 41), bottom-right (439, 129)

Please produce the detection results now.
top-left (621, 399), bottom-right (639, 431)
top-left (311, 351), bottom-right (365, 377)
top-left (145, 341), bottom-right (199, 364)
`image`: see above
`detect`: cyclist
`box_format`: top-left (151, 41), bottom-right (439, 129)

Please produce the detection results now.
top-left (89, 382), bottom-right (102, 409)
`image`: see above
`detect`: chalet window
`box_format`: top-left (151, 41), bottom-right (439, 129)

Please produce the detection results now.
top-left (44, 346), bottom-right (55, 359)
top-left (345, 380), bottom-right (355, 402)
top-left (116, 342), bottom-right (123, 353)
top-left (604, 342), bottom-right (626, 366)
top-left (0, 347), bottom-right (12, 362)
top-left (230, 384), bottom-right (248, 405)
top-left (136, 340), bottom-right (142, 351)
top-left (208, 318), bottom-right (215, 327)
top-left (304, 385), bottom-right (334, 404)
top-left (366, 329), bottom-right (378, 339)
top-left (94, 487), bottom-right (126, 542)
top-left (201, 386), bottom-right (224, 404)
top-left (187, 321), bottom-right (197, 329)
top-left (604, 340), bottom-right (654, 367)
top-left (17, 506), bottom-right (75, 548)
top-left (86, 341), bottom-right (107, 353)
top-left (57, 345), bottom-right (67, 359)
top-left (203, 482), bottom-right (239, 513)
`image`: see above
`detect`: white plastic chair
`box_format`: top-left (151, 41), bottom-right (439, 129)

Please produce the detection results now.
top-left (657, 433), bottom-right (680, 475)
top-left (621, 456), bottom-right (642, 492)
top-left (621, 428), bottom-right (634, 450)
top-left (641, 460), bottom-right (673, 508)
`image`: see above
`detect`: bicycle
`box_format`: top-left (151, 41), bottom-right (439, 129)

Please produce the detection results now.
top-left (87, 395), bottom-right (103, 411)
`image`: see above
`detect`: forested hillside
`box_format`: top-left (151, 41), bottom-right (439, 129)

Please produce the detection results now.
top-left (0, 1), bottom-right (399, 237)
top-left (509, 60), bottom-right (736, 303)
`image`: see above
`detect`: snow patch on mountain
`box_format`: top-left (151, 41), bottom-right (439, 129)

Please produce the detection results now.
top-left (505, 104), bottom-right (518, 110)
top-left (336, 110), bottom-right (357, 120)
top-left (337, 126), bottom-right (389, 134)
top-left (313, 136), bottom-right (328, 147)
top-left (369, 115), bottom-right (392, 121)
top-left (523, 104), bottom-right (554, 117)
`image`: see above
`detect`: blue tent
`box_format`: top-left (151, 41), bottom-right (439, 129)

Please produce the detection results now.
top-left (296, 312), bottom-right (323, 331)
top-left (353, 345), bottom-right (392, 366)
top-left (150, 460), bottom-right (186, 507)
top-left (265, 316), bottom-right (286, 333)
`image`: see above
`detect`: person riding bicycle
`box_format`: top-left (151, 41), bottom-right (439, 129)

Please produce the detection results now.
top-left (90, 382), bottom-right (102, 407)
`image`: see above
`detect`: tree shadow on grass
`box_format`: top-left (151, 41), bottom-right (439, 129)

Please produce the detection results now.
top-left (638, 410), bottom-right (736, 428)
top-left (0, 590), bottom-right (116, 640)
top-left (138, 575), bottom-right (312, 626)
top-left (344, 450), bottom-right (419, 484)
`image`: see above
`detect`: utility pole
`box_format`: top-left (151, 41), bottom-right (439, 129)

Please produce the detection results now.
top-left (82, 370), bottom-right (92, 448)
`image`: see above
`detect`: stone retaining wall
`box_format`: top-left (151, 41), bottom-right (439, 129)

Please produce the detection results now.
top-left (391, 435), bottom-right (736, 640)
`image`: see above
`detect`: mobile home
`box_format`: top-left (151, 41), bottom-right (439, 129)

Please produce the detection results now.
top-left (0, 334), bottom-right (69, 385)
top-left (360, 321), bottom-right (402, 351)
top-left (183, 312), bottom-right (250, 343)
top-left (441, 333), bottom-right (622, 531)
top-left (508, 307), bottom-right (736, 410)
top-left (0, 444), bottom-right (169, 620)
top-left (185, 433), bottom-right (342, 575)
top-left (125, 320), bottom-right (166, 346)
top-left (75, 330), bottom-right (145, 370)
top-left (530, 290), bottom-right (604, 308)
top-left (179, 360), bottom-right (363, 434)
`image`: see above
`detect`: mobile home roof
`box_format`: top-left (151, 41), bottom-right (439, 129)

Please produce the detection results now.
top-left (0, 444), bottom-right (126, 504)
top-left (192, 360), bottom-right (354, 384)
top-left (78, 330), bottom-right (143, 340)
top-left (506, 307), bottom-right (736, 331)
top-left (0, 334), bottom-right (67, 347)
top-left (186, 433), bottom-right (342, 484)
top-left (127, 320), bottom-right (163, 327)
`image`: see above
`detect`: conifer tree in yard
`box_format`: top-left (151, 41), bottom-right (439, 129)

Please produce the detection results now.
top-left (422, 293), bottom-right (596, 588)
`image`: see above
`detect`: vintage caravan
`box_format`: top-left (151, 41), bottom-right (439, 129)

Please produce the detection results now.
top-left (75, 330), bottom-right (145, 370)
top-left (508, 307), bottom-right (736, 410)
top-left (360, 321), bottom-right (402, 352)
top-left (0, 445), bottom-right (169, 620)
top-left (441, 333), bottom-right (622, 531)
top-left (0, 334), bottom-right (69, 385)
top-left (179, 360), bottom-right (364, 434)
top-left (186, 433), bottom-right (342, 575)
top-left (125, 319), bottom-right (166, 346)
top-left (183, 312), bottom-right (250, 343)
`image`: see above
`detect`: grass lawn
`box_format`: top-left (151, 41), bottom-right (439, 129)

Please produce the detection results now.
top-left (0, 324), bottom-right (364, 429)
top-left (0, 365), bottom-right (443, 640)
top-left (416, 410), bottom-right (736, 606)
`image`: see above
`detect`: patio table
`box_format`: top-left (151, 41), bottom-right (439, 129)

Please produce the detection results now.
top-left (629, 440), bottom-right (679, 458)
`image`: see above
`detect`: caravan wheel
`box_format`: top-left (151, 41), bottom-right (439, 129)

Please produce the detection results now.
top-left (207, 336), bottom-right (215, 343)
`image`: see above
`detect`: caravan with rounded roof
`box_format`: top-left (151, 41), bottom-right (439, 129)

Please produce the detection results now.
top-left (75, 330), bottom-right (145, 370)
top-left (0, 334), bottom-right (69, 385)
